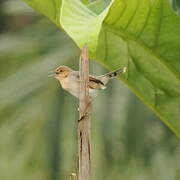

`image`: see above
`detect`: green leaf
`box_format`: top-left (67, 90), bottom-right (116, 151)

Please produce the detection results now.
top-left (22, 0), bottom-right (180, 136)
top-left (60, 0), bottom-right (113, 54)
top-left (22, 0), bottom-right (61, 27)
top-left (96, 0), bottom-right (180, 136)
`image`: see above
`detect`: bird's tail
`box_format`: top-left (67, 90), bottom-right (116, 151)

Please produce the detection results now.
top-left (98, 67), bottom-right (127, 84)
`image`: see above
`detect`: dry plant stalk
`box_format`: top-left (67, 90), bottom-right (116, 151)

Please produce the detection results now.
top-left (78, 45), bottom-right (91, 180)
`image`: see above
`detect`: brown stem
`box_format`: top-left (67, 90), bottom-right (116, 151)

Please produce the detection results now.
top-left (78, 45), bottom-right (91, 180)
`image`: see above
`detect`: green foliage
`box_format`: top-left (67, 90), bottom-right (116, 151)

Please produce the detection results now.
top-left (0, 1), bottom-right (180, 179)
top-left (22, 0), bottom-right (62, 27)
top-left (22, 0), bottom-right (180, 136)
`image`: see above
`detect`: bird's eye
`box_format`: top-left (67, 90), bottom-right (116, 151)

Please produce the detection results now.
top-left (59, 70), bottom-right (63, 72)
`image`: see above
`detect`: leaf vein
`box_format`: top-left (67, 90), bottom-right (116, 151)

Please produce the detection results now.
top-left (153, 0), bottom-right (164, 48)
top-left (137, 0), bottom-right (152, 38)
top-left (109, 0), bottom-right (127, 26)
top-left (103, 24), bottom-right (180, 82)
top-left (123, 0), bottom-right (140, 31)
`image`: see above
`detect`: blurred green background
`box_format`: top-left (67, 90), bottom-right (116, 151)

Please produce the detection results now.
top-left (0, 0), bottom-right (180, 180)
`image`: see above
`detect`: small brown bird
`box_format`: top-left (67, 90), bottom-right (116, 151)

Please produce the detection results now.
top-left (49, 65), bottom-right (127, 98)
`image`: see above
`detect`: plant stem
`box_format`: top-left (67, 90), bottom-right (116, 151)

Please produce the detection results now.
top-left (78, 45), bottom-right (91, 180)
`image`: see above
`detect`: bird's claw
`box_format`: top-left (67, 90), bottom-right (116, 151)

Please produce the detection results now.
top-left (78, 113), bottom-right (88, 122)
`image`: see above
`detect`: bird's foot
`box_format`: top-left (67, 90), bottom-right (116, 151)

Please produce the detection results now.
top-left (78, 113), bottom-right (88, 122)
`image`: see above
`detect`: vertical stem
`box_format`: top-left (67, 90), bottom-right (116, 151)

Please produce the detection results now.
top-left (78, 45), bottom-right (91, 180)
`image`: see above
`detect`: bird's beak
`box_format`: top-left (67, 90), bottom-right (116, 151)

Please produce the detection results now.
top-left (48, 71), bottom-right (56, 77)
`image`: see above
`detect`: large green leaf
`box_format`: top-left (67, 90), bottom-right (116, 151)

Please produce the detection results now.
top-left (22, 0), bottom-right (180, 136)
top-left (22, 0), bottom-right (61, 27)
top-left (60, 0), bottom-right (113, 54)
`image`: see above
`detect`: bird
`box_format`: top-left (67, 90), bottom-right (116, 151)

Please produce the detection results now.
top-left (49, 65), bottom-right (127, 98)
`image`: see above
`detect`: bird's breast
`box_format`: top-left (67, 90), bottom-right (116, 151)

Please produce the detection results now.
top-left (59, 75), bottom-right (99, 98)
top-left (60, 76), bottom-right (80, 98)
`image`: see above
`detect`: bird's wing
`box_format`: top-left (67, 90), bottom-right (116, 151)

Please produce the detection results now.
top-left (73, 72), bottom-right (106, 90)
top-left (89, 75), bottom-right (106, 90)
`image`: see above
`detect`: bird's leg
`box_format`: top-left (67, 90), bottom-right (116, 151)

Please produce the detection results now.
top-left (78, 113), bottom-right (88, 122)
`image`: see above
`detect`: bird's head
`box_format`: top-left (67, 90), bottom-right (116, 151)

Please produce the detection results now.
top-left (49, 65), bottom-right (73, 80)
